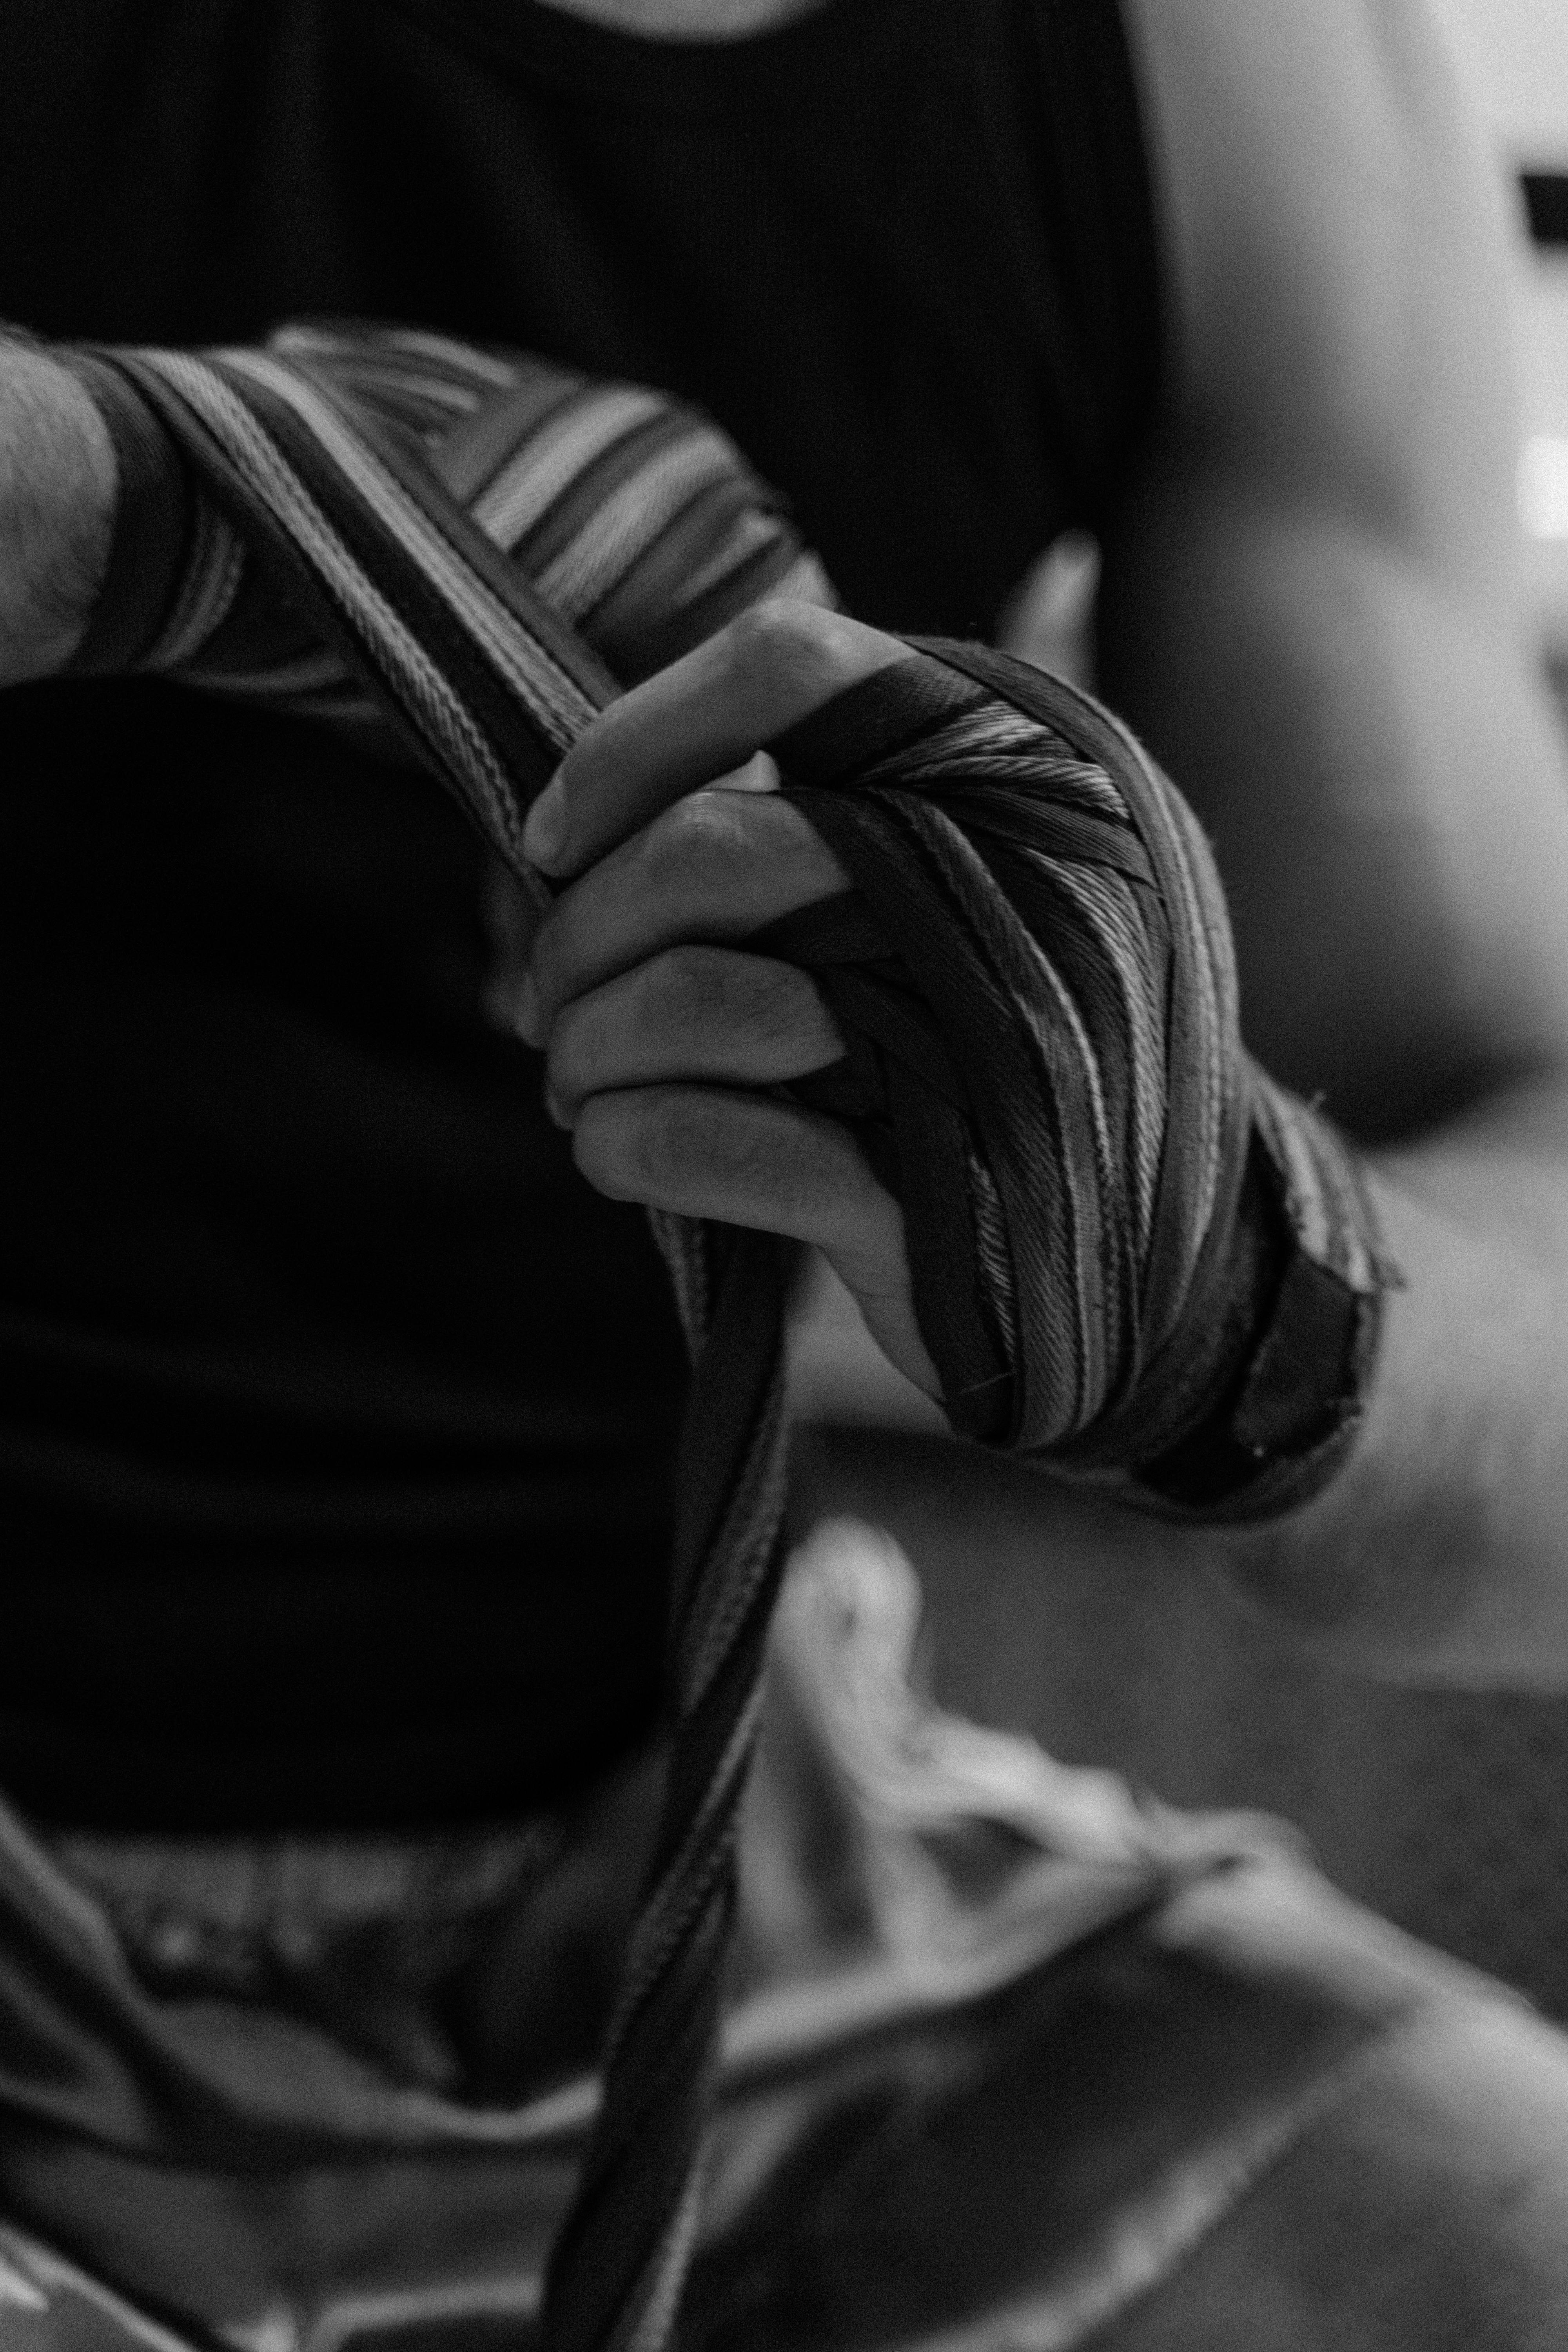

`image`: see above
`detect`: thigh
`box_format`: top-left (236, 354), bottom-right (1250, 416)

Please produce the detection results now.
top-left (1101, 1994), bottom-right (1568, 2351)
top-left (695, 1854), bottom-right (1568, 2352)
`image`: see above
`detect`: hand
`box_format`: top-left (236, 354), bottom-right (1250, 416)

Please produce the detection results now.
top-left (513, 600), bottom-right (943, 1397)
top-left (0, 337), bottom-right (117, 686)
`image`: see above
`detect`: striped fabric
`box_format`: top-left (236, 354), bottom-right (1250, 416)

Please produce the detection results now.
top-left (131, 323), bottom-right (831, 695)
top-left (67, 323), bottom-right (832, 2352)
top-left (69, 323), bottom-right (832, 872)
top-left (59, 319), bottom-right (1389, 2349)
top-left (759, 648), bottom-right (1387, 1470)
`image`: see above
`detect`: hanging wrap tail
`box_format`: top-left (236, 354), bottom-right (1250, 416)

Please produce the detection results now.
top-left (58, 320), bottom-right (1392, 2350)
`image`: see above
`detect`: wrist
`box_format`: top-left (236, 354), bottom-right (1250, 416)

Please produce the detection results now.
top-left (0, 337), bottom-right (119, 685)
top-left (1087, 1079), bottom-right (1396, 1523)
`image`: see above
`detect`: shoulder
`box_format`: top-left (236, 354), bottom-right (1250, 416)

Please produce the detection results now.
top-left (1118, 0), bottom-right (1524, 584)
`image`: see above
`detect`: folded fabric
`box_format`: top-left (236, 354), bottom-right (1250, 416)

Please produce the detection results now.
top-left (0, 1523), bottom-right (1319, 2352)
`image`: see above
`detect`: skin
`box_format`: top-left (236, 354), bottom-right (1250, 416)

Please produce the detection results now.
top-left (6, 0), bottom-right (1568, 1682)
top-left (514, 0), bottom-right (1568, 1684)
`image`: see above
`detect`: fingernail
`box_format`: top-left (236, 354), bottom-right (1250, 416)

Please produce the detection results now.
top-left (514, 969), bottom-right (541, 1045)
top-left (523, 772), bottom-right (567, 870)
top-left (724, 750), bottom-right (782, 795)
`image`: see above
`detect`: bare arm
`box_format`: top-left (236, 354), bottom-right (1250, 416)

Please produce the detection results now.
top-left (1108, 0), bottom-right (1568, 1679)
top-left (0, 333), bottom-right (116, 684)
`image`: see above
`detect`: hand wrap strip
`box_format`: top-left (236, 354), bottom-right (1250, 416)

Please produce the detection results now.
top-left (59, 320), bottom-right (1391, 2348)
top-left (759, 647), bottom-right (1391, 1510)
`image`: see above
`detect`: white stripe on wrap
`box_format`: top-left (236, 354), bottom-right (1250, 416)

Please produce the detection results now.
top-left (901, 792), bottom-right (1119, 1438)
top-left (537, 430), bottom-right (743, 619)
top-left (147, 496), bottom-right (247, 672)
top-left (1043, 855), bottom-right (1166, 1259)
top-left (641, 503), bottom-right (797, 617)
top-left (473, 386), bottom-right (667, 553)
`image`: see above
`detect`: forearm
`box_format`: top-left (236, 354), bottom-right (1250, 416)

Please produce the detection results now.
top-left (1210, 1082), bottom-right (1568, 1682)
top-left (1093, 488), bottom-right (1568, 1681)
top-left (0, 331), bottom-right (117, 684)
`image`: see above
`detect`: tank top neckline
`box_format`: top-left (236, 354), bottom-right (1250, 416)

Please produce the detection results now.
top-left (388, 0), bottom-right (915, 112)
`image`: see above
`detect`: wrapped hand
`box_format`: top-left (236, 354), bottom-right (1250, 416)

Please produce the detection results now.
top-left (518, 595), bottom-right (1388, 1497)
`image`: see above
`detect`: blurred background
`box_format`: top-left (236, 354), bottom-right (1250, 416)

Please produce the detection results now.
top-left (788, 0), bottom-right (1568, 2018)
top-left (1438, 0), bottom-right (1568, 711)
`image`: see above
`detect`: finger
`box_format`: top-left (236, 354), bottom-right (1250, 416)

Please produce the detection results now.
top-left (571, 1084), bottom-right (941, 1397)
top-left (518, 788), bottom-right (846, 1042)
top-left (521, 600), bottom-right (915, 878)
top-left (575, 1084), bottom-right (889, 1256)
top-left (546, 948), bottom-right (842, 1120)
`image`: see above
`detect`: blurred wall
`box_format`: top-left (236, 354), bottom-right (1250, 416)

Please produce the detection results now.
top-left (1433, 0), bottom-right (1568, 679)
top-left (1428, 0), bottom-right (1568, 160)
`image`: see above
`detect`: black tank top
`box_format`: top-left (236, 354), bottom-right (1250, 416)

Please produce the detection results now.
top-left (0, 0), bottom-right (1159, 1826)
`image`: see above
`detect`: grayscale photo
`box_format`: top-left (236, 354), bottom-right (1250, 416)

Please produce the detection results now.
top-left (1, 0), bottom-right (1567, 2344)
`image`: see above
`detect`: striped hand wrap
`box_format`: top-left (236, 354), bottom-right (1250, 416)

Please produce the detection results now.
top-left (60, 320), bottom-right (1390, 2347)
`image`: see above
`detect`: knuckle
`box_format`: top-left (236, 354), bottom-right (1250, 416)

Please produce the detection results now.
top-left (633, 1089), bottom-right (697, 1188)
top-left (646, 945), bottom-right (835, 1067)
top-left (638, 788), bottom-right (842, 939)
top-left (528, 916), bottom-right (565, 1011)
top-left (648, 942), bottom-right (726, 1022)
top-left (571, 1097), bottom-right (633, 1199)
top-left (725, 595), bottom-right (817, 666)
top-left (641, 788), bottom-right (748, 896)
top-left (576, 1087), bottom-right (690, 1200)
top-left (722, 595), bottom-right (844, 693)
top-left (544, 996), bottom-right (592, 1096)
top-left (722, 597), bottom-right (894, 716)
